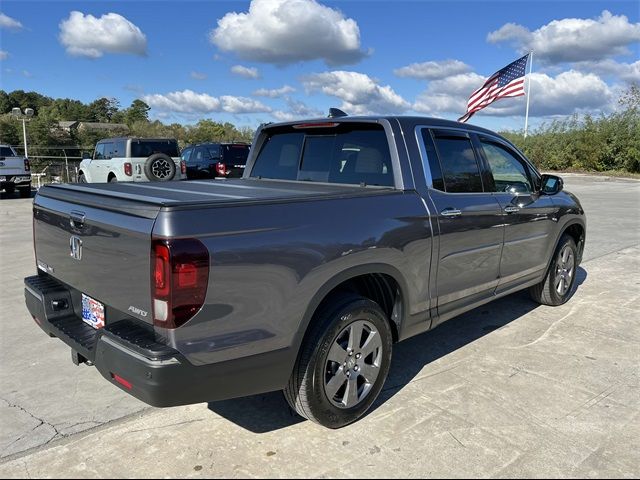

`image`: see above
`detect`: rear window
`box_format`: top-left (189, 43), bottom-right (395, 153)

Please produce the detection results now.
top-left (250, 124), bottom-right (393, 187)
top-left (221, 144), bottom-right (250, 165)
top-left (131, 140), bottom-right (179, 158)
top-left (0, 146), bottom-right (16, 157)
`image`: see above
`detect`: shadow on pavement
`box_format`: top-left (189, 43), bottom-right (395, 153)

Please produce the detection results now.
top-left (208, 267), bottom-right (587, 433)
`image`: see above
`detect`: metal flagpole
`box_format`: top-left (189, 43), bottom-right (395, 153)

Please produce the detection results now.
top-left (524, 51), bottom-right (533, 139)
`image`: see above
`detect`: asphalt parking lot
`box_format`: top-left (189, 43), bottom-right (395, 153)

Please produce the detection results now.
top-left (0, 174), bottom-right (638, 478)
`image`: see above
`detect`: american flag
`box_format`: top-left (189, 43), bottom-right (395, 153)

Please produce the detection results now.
top-left (458, 54), bottom-right (530, 123)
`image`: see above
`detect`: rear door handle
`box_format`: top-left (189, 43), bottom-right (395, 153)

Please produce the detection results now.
top-left (440, 208), bottom-right (462, 218)
top-left (504, 206), bottom-right (520, 214)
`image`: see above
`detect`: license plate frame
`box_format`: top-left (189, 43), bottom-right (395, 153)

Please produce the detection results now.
top-left (81, 293), bottom-right (105, 329)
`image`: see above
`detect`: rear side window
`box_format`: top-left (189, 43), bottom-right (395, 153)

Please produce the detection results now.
top-left (251, 125), bottom-right (393, 187)
top-left (131, 140), bottom-right (179, 158)
top-left (0, 146), bottom-right (15, 156)
top-left (432, 134), bottom-right (483, 193)
top-left (221, 144), bottom-right (250, 165)
top-left (112, 140), bottom-right (126, 158)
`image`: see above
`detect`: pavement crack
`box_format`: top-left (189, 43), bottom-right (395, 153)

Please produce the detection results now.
top-left (127, 418), bottom-right (205, 434)
top-left (448, 431), bottom-right (465, 447)
top-left (0, 397), bottom-right (60, 447)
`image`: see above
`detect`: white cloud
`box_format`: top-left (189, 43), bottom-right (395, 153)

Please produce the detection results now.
top-left (488, 11), bottom-right (640, 64)
top-left (59, 11), bottom-right (147, 58)
top-left (272, 98), bottom-right (323, 121)
top-left (413, 73), bottom-right (486, 115)
top-left (573, 59), bottom-right (640, 84)
top-left (414, 70), bottom-right (614, 118)
top-left (394, 60), bottom-right (471, 80)
top-left (190, 71), bottom-right (207, 80)
top-left (0, 50), bottom-right (8, 61)
top-left (141, 89), bottom-right (271, 115)
top-left (302, 70), bottom-right (410, 115)
top-left (22, 70), bottom-right (33, 78)
top-left (230, 64), bottom-right (260, 79)
top-left (210, 0), bottom-right (367, 66)
top-left (253, 85), bottom-right (296, 98)
top-left (0, 13), bottom-right (22, 30)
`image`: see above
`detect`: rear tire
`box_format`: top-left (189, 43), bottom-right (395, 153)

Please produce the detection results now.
top-left (530, 234), bottom-right (578, 306)
top-left (18, 187), bottom-right (31, 198)
top-left (108, 175), bottom-right (117, 183)
top-left (284, 293), bottom-right (393, 428)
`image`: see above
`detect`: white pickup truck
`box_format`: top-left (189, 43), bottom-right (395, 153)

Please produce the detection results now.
top-left (0, 144), bottom-right (31, 198)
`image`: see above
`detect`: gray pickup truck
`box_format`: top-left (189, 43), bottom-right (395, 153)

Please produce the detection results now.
top-left (25, 115), bottom-right (585, 428)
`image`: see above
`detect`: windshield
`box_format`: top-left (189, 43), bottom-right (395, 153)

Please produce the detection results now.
top-left (221, 144), bottom-right (250, 165)
top-left (131, 140), bottom-right (179, 158)
top-left (250, 124), bottom-right (393, 187)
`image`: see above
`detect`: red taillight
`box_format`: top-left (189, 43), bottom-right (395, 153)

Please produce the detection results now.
top-left (111, 373), bottom-right (133, 390)
top-left (151, 239), bottom-right (209, 329)
top-left (216, 162), bottom-right (227, 177)
top-left (180, 160), bottom-right (187, 175)
top-left (124, 162), bottom-right (132, 176)
top-left (24, 158), bottom-right (30, 171)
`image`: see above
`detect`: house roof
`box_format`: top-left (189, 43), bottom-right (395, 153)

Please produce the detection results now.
top-left (79, 122), bottom-right (129, 131)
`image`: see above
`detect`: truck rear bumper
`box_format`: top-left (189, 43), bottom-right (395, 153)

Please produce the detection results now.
top-left (24, 274), bottom-right (292, 407)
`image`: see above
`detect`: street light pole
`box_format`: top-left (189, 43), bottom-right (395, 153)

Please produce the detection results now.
top-left (11, 107), bottom-right (34, 158)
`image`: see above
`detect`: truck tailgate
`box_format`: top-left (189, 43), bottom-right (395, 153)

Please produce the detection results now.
top-left (34, 192), bottom-right (160, 326)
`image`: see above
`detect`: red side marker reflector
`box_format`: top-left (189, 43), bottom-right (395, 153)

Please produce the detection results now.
top-left (32, 315), bottom-right (42, 326)
top-left (111, 373), bottom-right (133, 390)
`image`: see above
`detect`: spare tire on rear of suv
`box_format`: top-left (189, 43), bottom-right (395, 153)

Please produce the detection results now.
top-left (144, 153), bottom-right (176, 182)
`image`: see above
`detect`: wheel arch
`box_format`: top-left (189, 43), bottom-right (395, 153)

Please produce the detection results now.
top-left (292, 264), bottom-right (410, 361)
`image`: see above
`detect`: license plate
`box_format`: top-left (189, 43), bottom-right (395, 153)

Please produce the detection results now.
top-left (81, 294), bottom-right (105, 329)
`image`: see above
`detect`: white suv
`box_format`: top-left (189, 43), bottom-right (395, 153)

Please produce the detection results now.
top-left (78, 137), bottom-right (186, 183)
top-left (0, 144), bottom-right (31, 197)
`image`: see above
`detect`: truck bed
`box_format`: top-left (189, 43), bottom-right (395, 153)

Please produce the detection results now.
top-left (38, 178), bottom-right (394, 217)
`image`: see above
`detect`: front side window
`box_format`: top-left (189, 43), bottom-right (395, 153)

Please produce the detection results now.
top-left (94, 143), bottom-right (106, 160)
top-left (103, 142), bottom-right (115, 160)
top-left (481, 141), bottom-right (532, 193)
top-left (251, 125), bottom-right (393, 187)
top-left (432, 135), bottom-right (483, 193)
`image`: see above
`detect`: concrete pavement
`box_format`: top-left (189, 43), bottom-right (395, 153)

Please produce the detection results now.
top-left (0, 175), bottom-right (638, 477)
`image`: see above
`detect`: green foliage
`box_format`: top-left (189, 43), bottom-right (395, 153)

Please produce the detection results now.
top-left (501, 84), bottom-right (640, 173)
top-left (0, 90), bottom-right (254, 152)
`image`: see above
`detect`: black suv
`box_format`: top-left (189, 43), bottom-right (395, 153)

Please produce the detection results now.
top-left (181, 143), bottom-right (250, 179)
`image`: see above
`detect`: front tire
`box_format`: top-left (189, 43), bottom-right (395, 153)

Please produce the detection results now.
top-left (530, 234), bottom-right (578, 306)
top-left (284, 293), bottom-right (393, 428)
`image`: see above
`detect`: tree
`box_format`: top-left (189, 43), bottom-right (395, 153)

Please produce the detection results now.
top-left (125, 99), bottom-right (150, 125)
top-left (88, 97), bottom-right (120, 122)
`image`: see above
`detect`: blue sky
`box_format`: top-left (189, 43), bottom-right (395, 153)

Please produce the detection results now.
top-left (1, 0), bottom-right (639, 132)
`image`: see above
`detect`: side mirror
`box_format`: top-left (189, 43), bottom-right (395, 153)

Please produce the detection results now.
top-left (539, 174), bottom-right (563, 195)
top-left (82, 151), bottom-right (91, 160)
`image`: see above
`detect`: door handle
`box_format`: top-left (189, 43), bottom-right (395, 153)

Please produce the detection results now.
top-left (440, 208), bottom-right (462, 218)
top-left (504, 205), bottom-right (520, 214)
